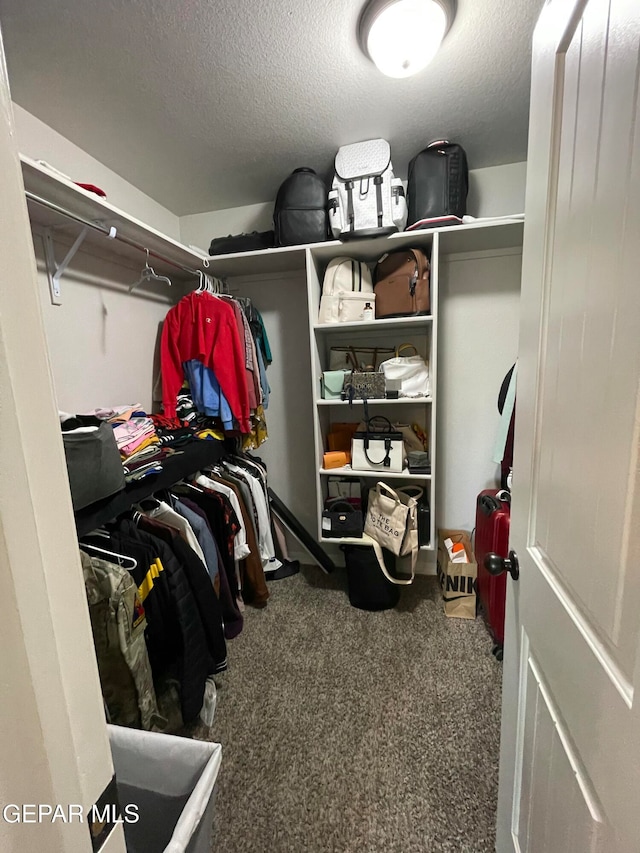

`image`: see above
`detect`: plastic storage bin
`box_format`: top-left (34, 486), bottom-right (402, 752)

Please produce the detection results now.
top-left (108, 724), bottom-right (222, 853)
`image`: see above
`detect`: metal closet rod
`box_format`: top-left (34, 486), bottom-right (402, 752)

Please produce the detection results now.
top-left (25, 190), bottom-right (204, 276)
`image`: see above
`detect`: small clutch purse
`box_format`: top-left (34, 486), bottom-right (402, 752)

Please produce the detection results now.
top-left (321, 499), bottom-right (363, 539)
top-left (321, 369), bottom-right (349, 400)
top-left (344, 370), bottom-right (386, 399)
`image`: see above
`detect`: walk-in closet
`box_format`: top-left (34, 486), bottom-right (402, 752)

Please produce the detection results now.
top-left (4, 1), bottom-right (637, 851)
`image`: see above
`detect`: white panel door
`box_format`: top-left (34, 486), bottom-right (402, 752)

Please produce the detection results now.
top-left (497, 1), bottom-right (640, 851)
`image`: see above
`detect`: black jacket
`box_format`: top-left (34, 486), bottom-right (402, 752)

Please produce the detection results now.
top-left (110, 521), bottom-right (213, 723)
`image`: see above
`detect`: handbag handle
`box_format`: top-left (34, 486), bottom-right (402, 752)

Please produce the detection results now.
top-left (397, 485), bottom-right (424, 502)
top-left (364, 438), bottom-right (393, 468)
top-left (325, 499), bottom-right (356, 513)
top-left (374, 481), bottom-right (401, 504)
top-left (348, 345), bottom-right (381, 371)
top-left (396, 343), bottom-right (420, 358)
top-left (366, 415), bottom-right (393, 433)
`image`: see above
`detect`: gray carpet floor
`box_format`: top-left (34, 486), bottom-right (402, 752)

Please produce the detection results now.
top-left (208, 567), bottom-right (503, 853)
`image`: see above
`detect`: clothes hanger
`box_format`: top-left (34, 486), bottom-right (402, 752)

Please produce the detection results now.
top-left (80, 542), bottom-right (138, 569)
top-left (129, 249), bottom-right (173, 293)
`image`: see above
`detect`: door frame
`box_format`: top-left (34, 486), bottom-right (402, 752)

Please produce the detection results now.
top-left (0, 32), bottom-right (125, 853)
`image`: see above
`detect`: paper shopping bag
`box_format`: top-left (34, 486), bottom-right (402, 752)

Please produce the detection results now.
top-left (436, 529), bottom-right (477, 619)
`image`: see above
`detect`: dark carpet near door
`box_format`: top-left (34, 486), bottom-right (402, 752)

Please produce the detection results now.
top-left (207, 567), bottom-right (502, 853)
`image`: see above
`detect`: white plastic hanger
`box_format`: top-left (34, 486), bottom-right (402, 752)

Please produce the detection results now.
top-left (80, 542), bottom-right (138, 569)
top-left (129, 249), bottom-right (172, 293)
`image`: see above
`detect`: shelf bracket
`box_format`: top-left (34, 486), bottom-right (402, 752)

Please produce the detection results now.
top-left (43, 225), bottom-right (90, 306)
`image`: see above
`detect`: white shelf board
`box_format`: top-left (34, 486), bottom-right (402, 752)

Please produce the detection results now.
top-left (437, 218), bottom-right (524, 255)
top-left (310, 229), bottom-right (436, 264)
top-left (207, 243), bottom-right (311, 277)
top-left (317, 397), bottom-right (432, 406)
top-left (21, 155), bottom-right (208, 281)
top-left (320, 467), bottom-right (431, 480)
top-left (320, 533), bottom-right (376, 547)
top-left (314, 315), bottom-right (433, 333)
top-left (207, 219), bottom-right (524, 278)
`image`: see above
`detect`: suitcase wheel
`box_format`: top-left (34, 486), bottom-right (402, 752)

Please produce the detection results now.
top-left (492, 644), bottom-right (504, 662)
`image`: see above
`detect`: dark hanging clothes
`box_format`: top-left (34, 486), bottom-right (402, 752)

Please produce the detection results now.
top-left (107, 520), bottom-right (213, 723)
top-left (135, 514), bottom-right (228, 673)
top-left (176, 493), bottom-right (244, 640)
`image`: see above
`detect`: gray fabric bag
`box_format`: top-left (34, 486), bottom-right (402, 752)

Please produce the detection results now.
top-left (62, 418), bottom-right (125, 509)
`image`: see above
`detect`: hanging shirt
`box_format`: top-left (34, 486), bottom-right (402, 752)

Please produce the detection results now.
top-left (142, 501), bottom-right (207, 566)
top-left (160, 292), bottom-right (250, 431)
top-left (183, 360), bottom-right (236, 431)
top-left (195, 473), bottom-right (251, 561)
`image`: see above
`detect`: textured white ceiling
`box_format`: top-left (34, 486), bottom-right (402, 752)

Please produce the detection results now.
top-left (0, 0), bottom-right (543, 216)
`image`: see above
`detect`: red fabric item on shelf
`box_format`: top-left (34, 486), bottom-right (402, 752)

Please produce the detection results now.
top-left (75, 182), bottom-right (107, 197)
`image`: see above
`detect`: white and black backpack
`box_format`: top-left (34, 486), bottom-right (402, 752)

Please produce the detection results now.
top-left (328, 139), bottom-right (407, 240)
top-left (318, 257), bottom-right (374, 324)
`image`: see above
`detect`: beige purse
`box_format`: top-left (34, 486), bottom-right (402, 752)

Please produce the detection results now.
top-left (364, 482), bottom-right (419, 584)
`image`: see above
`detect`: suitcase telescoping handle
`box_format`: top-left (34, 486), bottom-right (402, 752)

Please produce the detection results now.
top-left (484, 550), bottom-right (520, 581)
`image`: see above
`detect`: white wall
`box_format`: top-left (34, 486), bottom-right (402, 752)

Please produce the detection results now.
top-left (13, 103), bottom-right (181, 239)
top-left (179, 162), bottom-right (527, 250)
top-left (437, 248), bottom-right (522, 532)
top-left (34, 238), bottom-right (175, 413)
top-left (11, 104), bottom-right (184, 413)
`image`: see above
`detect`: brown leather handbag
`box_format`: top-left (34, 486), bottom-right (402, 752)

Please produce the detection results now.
top-left (373, 248), bottom-right (430, 318)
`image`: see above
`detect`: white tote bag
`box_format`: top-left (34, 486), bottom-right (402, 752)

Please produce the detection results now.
top-left (379, 344), bottom-right (430, 398)
top-left (364, 482), bottom-right (419, 584)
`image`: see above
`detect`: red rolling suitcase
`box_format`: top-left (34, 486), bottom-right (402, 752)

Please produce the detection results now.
top-left (474, 489), bottom-right (510, 659)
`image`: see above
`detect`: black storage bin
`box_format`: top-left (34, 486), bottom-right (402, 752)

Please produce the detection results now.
top-left (342, 545), bottom-right (400, 611)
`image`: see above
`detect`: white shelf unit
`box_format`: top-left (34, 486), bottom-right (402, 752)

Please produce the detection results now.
top-left (306, 230), bottom-right (439, 552)
top-left (202, 217), bottom-right (523, 559)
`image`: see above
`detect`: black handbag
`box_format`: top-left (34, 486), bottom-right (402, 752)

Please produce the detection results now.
top-left (274, 168), bottom-right (328, 246)
top-left (406, 140), bottom-right (469, 228)
top-left (322, 499), bottom-right (363, 539)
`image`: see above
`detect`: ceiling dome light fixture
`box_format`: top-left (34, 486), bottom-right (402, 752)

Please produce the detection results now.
top-left (358, 0), bottom-right (455, 79)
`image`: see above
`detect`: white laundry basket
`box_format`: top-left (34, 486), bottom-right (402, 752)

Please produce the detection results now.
top-left (108, 724), bottom-right (222, 853)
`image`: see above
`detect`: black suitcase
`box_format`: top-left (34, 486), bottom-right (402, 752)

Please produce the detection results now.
top-left (342, 545), bottom-right (400, 611)
top-left (273, 167), bottom-right (328, 246)
top-left (406, 140), bottom-right (469, 229)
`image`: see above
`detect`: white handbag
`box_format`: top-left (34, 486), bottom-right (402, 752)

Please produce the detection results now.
top-left (351, 417), bottom-right (404, 473)
top-left (364, 482), bottom-right (419, 584)
top-left (379, 344), bottom-right (430, 398)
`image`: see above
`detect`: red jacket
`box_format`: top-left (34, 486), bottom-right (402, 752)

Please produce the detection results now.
top-left (161, 293), bottom-right (250, 432)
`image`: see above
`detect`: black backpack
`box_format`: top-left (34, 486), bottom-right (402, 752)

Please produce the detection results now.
top-left (273, 168), bottom-right (328, 247)
top-left (407, 141), bottom-right (469, 228)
